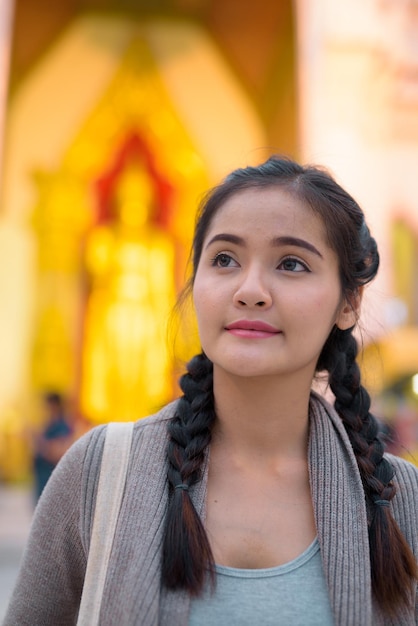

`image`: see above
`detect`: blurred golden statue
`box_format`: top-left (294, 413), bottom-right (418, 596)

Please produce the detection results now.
top-left (81, 163), bottom-right (176, 423)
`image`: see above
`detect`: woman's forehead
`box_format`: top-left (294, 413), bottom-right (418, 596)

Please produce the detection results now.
top-left (203, 186), bottom-right (328, 244)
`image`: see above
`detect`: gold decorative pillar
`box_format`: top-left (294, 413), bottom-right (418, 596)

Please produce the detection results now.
top-left (31, 170), bottom-right (91, 395)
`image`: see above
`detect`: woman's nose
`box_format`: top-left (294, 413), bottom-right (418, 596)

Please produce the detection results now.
top-left (232, 268), bottom-right (273, 308)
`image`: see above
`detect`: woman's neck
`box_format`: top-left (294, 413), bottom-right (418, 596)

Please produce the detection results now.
top-left (211, 368), bottom-right (313, 461)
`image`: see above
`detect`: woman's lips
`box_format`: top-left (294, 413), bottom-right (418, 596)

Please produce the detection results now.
top-left (225, 320), bottom-right (281, 339)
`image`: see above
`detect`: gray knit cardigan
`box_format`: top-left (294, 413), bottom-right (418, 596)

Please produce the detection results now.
top-left (4, 393), bottom-right (418, 626)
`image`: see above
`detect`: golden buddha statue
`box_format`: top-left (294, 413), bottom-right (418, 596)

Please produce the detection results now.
top-left (81, 162), bottom-right (176, 423)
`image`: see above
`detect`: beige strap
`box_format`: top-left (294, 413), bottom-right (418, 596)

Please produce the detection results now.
top-left (77, 422), bottom-right (134, 626)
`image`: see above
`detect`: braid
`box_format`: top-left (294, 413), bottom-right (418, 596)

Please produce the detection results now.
top-left (319, 327), bottom-right (417, 614)
top-left (162, 352), bottom-right (216, 594)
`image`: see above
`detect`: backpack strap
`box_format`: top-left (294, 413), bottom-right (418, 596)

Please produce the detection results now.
top-left (77, 422), bottom-right (134, 626)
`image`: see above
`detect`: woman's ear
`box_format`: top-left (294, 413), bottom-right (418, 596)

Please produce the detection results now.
top-left (335, 288), bottom-right (363, 330)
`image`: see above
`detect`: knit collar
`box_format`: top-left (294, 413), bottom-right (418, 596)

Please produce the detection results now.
top-left (308, 392), bottom-right (373, 626)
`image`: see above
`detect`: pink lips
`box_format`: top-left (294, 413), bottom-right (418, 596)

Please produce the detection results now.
top-left (225, 320), bottom-right (281, 339)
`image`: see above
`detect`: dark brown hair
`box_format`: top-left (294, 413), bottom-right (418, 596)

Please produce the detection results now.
top-left (163, 156), bottom-right (417, 613)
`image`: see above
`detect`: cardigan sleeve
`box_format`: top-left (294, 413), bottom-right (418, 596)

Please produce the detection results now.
top-left (3, 426), bottom-right (106, 626)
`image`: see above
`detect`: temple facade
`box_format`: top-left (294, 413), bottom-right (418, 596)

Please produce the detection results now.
top-left (1, 0), bottom-right (418, 479)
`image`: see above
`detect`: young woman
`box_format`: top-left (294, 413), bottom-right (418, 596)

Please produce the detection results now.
top-left (5, 156), bottom-right (418, 625)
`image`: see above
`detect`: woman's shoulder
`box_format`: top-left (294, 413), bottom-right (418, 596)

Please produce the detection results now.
top-left (50, 400), bottom-right (179, 492)
top-left (385, 453), bottom-right (418, 523)
top-left (69, 399), bottom-right (180, 453)
top-left (385, 452), bottom-right (418, 484)
top-left (384, 453), bottom-right (418, 552)
top-left (133, 399), bottom-right (179, 432)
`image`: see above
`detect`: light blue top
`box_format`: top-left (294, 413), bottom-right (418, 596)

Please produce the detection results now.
top-left (188, 538), bottom-right (335, 625)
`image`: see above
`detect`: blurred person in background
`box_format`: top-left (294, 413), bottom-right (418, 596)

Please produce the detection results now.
top-left (31, 391), bottom-right (74, 502)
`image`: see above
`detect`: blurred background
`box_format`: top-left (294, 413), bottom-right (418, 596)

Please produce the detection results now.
top-left (0, 0), bottom-right (418, 487)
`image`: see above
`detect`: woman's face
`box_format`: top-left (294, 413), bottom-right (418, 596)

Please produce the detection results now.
top-left (193, 186), bottom-right (357, 382)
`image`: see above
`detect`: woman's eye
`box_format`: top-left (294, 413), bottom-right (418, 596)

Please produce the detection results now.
top-left (212, 253), bottom-right (236, 268)
top-left (279, 257), bottom-right (308, 272)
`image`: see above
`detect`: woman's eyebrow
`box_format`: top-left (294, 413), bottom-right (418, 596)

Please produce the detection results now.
top-left (272, 236), bottom-right (323, 259)
top-left (205, 233), bottom-right (323, 258)
top-left (205, 233), bottom-right (245, 248)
